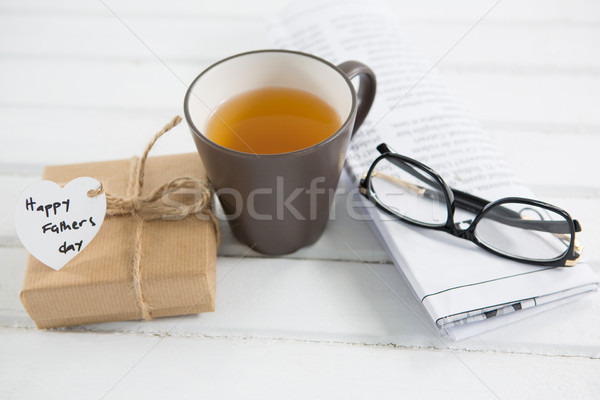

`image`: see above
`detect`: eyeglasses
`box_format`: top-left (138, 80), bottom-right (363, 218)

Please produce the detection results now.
top-left (358, 143), bottom-right (583, 267)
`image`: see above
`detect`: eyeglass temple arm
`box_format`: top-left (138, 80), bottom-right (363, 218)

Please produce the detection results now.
top-left (375, 143), bottom-right (443, 192)
top-left (376, 144), bottom-right (580, 235)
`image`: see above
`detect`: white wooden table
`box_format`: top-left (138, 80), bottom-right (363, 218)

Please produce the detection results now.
top-left (1, 1), bottom-right (599, 398)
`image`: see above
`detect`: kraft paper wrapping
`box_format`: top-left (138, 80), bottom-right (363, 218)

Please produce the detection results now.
top-left (20, 153), bottom-right (218, 329)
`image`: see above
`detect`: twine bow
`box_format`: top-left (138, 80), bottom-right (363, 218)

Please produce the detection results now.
top-left (88, 116), bottom-right (219, 321)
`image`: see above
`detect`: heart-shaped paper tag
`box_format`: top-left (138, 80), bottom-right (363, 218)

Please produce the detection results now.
top-left (15, 177), bottom-right (106, 270)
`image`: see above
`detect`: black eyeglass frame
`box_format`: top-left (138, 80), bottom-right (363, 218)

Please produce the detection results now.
top-left (358, 143), bottom-right (582, 267)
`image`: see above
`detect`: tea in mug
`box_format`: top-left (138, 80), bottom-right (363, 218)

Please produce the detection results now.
top-left (205, 87), bottom-right (341, 154)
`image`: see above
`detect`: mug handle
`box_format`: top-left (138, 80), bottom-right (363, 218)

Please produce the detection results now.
top-left (337, 61), bottom-right (377, 137)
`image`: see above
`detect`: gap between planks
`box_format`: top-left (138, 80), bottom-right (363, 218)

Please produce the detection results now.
top-left (1, 325), bottom-right (599, 361)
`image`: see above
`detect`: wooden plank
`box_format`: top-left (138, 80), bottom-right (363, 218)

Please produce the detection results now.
top-left (0, 59), bottom-right (200, 110)
top-left (0, 107), bottom-right (201, 166)
top-left (0, 248), bottom-right (28, 327)
top-left (2, 248), bottom-right (599, 357)
top-left (0, 175), bottom-right (40, 247)
top-left (5, 328), bottom-right (599, 400)
top-left (0, 15), bottom-right (265, 62)
top-left (1, 0), bottom-right (599, 23)
top-left (0, 0), bottom-right (284, 18)
top-left (391, 0), bottom-right (600, 23)
top-left (1, 14), bottom-right (599, 71)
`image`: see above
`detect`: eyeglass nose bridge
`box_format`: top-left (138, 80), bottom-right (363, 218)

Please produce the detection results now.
top-left (454, 219), bottom-right (472, 231)
top-left (445, 217), bottom-right (478, 241)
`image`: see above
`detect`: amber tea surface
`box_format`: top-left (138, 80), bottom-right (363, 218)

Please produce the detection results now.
top-left (205, 87), bottom-right (341, 154)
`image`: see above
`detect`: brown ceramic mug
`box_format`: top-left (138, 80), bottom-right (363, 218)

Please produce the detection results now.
top-left (184, 49), bottom-right (376, 255)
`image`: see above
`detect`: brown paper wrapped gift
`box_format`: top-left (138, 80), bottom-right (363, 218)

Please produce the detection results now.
top-left (20, 136), bottom-right (218, 329)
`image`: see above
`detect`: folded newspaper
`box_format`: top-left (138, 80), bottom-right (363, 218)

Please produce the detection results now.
top-left (270, 0), bottom-right (599, 340)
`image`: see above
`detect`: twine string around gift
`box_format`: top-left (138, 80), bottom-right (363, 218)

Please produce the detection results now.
top-left (87, 116), bottom-right (219, 320)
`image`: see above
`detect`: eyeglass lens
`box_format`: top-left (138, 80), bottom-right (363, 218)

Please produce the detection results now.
top-left (474, 203), bottom-right (571, 262)
top-left (370, 156), bottom-right (448, 226)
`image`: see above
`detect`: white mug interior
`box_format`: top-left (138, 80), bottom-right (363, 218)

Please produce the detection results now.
top-left (185, 51), bottom-right (353, 141)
